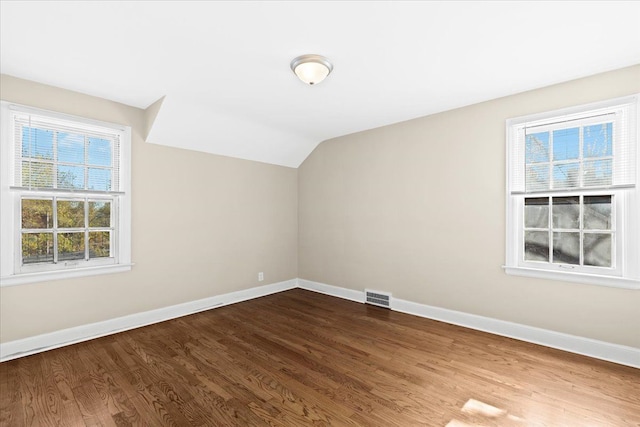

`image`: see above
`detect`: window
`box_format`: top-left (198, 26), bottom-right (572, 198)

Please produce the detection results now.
top-left (505, 95), bottom-right (639, 288)
top-left (1, 102), bottom-right (131, 286)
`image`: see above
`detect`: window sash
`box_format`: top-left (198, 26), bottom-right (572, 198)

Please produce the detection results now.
top-left (11, 108), bottom-right (122, 193)
top-left (508, 100), bottom-right (637, 194)
top-left (521, 193), bottom-right (616, 269)
top-left (514, 192), bottom-right (624, 277)
top-left (17, 193), bottom-right (118, 273)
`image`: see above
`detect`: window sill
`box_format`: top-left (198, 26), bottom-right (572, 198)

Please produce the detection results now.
top-left (0, 263), bottom-right (133, 287)
top-left (503, 266), bottom-right (640, 289)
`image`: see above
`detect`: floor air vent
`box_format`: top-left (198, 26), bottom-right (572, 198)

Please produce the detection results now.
top-left (365, 290), bottom-right (392, 308)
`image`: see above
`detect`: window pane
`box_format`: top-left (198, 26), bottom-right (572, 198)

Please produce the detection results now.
top-left (88, 138), bottom-right (112, 167)
top-left (553, 127), bottom-right (579, 161)
top-left (553, 232), bottom-right (580, 265)
top-left (526, 132), bottom-right (549, 164)
top-left (584, 123), bottom-right (612, 158)
top-left (552, 197), bottom-right (580, 229)
top-left (22, 127), bottom-right (53, 160)
top-left (22, 232), bottom-right (54, 264)
top-left (525, 197), bottom-right (549, 228)
top-left (584, 196), bottom-right (612, 230)
top-left (583, 159), bottom-right (612, 187)
top-left (526, 164), bottom-right (549, 191)
top-left (58, 232), bottom-right (85, 261)
top-left (22, 161), bottom-right (54, 188)
top-left (58, 200), bottom-right (85, 228)
top-left (89, 231), bottom-right (110, 258)
top-left (22, 199), bottom-right (53, 229)
top-left (88, 168), bottom-right (112, 191)
top-left (57, 132), bottom-right (85, 164)
top-left (584, 233), bottom-right (612, 267)
top-left (553, 162), bottom-right (580, 189)
top-left (89, 201), bottom-right (111, 227)
top-left (57, 165), bottom-right (85, 189)
top-left (525, 231), bottom-right (549, 262)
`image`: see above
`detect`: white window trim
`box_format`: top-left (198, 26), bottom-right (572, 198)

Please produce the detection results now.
top-left (505, 94), bottom-right (640, 289)
top-left (0, 101), bottom-right (132, 286)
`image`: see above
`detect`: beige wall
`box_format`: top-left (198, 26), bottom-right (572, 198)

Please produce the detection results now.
top-left (298, 65), bottom-right (640, 348)
top-left (0, 75), bottom-right (298, 342)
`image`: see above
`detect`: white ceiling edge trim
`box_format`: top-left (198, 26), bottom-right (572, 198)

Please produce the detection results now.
top-left (145, 96), bottom-right (319, 168)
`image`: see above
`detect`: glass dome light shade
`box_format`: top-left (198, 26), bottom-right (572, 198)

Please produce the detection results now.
top-left (291, 55), bottom-right (333, 85)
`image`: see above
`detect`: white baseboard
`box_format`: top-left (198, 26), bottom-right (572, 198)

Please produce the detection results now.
top-left (0, 279), bottom-right (297, 362)
top-left (3, 277), bottom-right (638, 369)
top-left (392, 297), bottom-right (640, 369)
top-left (299, 279), bottom-right (640, 369)
top-left (297, 278), bottom-right (364, 303)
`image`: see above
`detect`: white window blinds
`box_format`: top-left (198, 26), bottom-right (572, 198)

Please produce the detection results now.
top-left (508, 98), bottom-right (637, 194)
top-left (12, 108), bottom-right (122, 193)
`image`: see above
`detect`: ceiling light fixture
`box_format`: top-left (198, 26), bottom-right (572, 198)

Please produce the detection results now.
top-left (290, 54), bottom-right (333, 85)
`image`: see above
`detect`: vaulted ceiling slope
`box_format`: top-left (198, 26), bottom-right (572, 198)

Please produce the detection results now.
top-left (2, 2), bottom-right (639, 167)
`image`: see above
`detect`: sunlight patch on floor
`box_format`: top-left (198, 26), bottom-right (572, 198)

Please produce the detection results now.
top-left (462, 398), bottom-right (507, 417)
top-left (445, 398), bottom-right (525, 426)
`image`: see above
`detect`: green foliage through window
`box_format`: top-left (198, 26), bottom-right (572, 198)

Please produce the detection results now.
top-left (21, 197), bottom-right (112, 265)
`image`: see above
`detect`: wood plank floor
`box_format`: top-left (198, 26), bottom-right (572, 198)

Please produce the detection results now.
top-left (1, 288), bottom-right (639, 426)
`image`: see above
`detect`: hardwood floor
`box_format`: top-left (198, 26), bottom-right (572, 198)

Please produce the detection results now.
top-left (1, 288), bottom-right (639, 426)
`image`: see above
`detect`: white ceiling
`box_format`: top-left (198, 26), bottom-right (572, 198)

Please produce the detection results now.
top-left (2, 1), bottom-right (639, 168)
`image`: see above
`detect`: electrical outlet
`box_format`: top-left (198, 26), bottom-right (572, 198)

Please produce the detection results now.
top-left (258, 272), bottom-right (264, 282)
